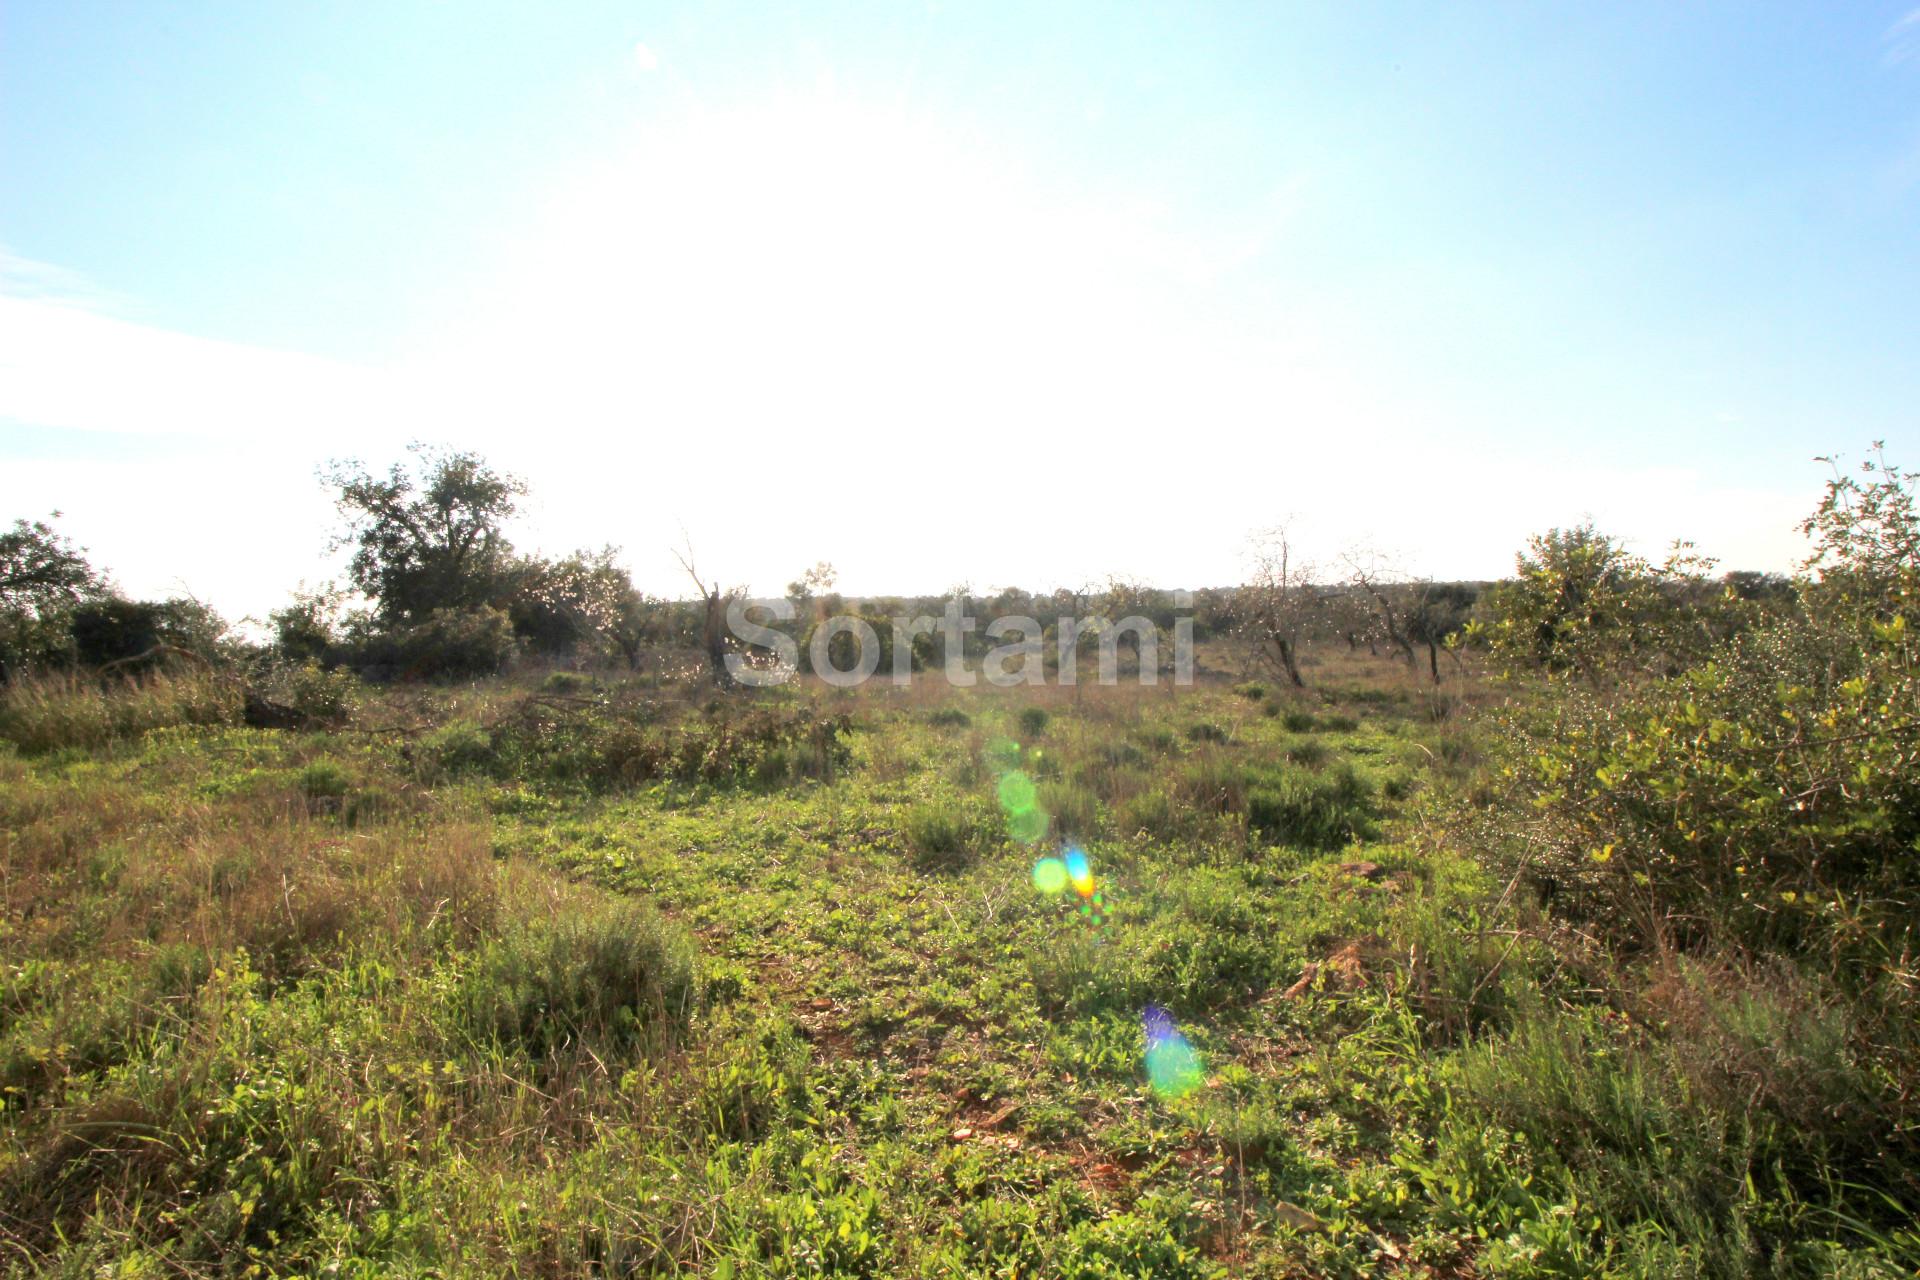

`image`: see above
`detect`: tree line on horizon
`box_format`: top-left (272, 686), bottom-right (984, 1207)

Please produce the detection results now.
top-left (0, 442), bottom-right (1862, 692)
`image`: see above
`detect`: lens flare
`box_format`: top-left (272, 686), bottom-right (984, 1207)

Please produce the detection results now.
top-left (1031, 856), bottom-right (1069, 895)
top-left (1007, 803), bottom-right (1050, 844)
top-left (1143, 1005), bottom-right (1204, 1101)
top-left (985, 737), bottom-right (1022, 769)
top-left (1063, 846), bottom-right (1093, 896)
top-left (997, 771), bottom-right (1037, 814)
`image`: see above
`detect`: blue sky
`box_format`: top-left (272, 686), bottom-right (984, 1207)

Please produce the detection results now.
top-left (4, 2), bottom-right (1918, 616)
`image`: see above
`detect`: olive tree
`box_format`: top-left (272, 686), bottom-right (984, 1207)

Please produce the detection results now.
top-left (323, 445), bottom-right (526, 626)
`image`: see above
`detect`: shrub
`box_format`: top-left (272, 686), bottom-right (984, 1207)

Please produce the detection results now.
top-left (902, 797), bottom-right (980, 870)
top-left (1407, 972), bottom-right (1920, 1275)
top-left (1175, 755), bottom-right (1248, 816)
top-left (416, 719), bottom-right (496, 778)
top-left (1029, 934), bottom-right (1151, 1015)
top-left (1284, 739), bottom-right (1329, 768)
top-left (1039, 779), bottom-right (1099, 838)
top-left (927, 706), bottom-right (971, 728)
top-left (1468, 524), bottom-right (1735, 683)
top-left (456, 896), bottom-right (697, 1057)
top-left (1491, 609), bottom-right (1919, 961)
top-left (355, 605), bottom-right (519, 680)
top-left (1118, 783), bottom-right (1183, 841)
top-left (273, 661), bottom-right (359, 724)
top-left (298, 760), bottom-right (351, 800)
top-left (1016, 706), bottom-right (1050, 737)
top-left (541, 670), bottom-right (593, 693)
top-left (1185, 722), bottom-right (1228, 744)
top-left (1234, 682), bottom-right (1267, 701)
top-left (1281, 709), bottom-right (1318, 733)
top-left (1247, 764), bottom-right (1372, 850)
top-left (69, 596), bottom-right (229, 667)
top-left (433, 700), bottom-right (851, 792)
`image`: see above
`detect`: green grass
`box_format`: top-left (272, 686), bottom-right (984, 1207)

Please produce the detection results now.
top-left (1, 664), bottom-right (1913, 1277)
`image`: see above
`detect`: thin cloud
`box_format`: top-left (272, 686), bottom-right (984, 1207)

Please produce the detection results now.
top-left (633, 42), bottom-right (660, 72)
top-left (0, 246), bottom-right (130, 314)
top-left (1887, 7), bottom-right (1920, 66)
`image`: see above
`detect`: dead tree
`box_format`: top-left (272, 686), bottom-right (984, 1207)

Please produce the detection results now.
top-left (1345, 555), bottom-right (1421, 671)
top-left (1240, 527), bottom-right (1320, 688)
top-left (671, 540), bottom-right (734, 688)
top-left (1344, 551), bottom-right (1477, 684)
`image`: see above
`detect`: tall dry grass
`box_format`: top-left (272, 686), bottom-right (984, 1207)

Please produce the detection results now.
top-left (0, 668), bottom-right (241, 753)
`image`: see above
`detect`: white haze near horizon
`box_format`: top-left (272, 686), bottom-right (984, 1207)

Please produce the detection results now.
top-left (1, 99), bottom-right (1820, 623)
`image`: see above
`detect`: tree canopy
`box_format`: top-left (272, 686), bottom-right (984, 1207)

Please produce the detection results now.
top-left (324, 445), bottom-right (527, 626)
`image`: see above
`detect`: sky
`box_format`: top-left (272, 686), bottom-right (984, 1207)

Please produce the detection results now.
top-left (4, 2), bottom-right (1919, 619)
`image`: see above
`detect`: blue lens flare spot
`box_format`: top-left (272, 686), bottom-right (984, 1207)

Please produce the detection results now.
top-left (1063, 846), bottom-right (1093, 896)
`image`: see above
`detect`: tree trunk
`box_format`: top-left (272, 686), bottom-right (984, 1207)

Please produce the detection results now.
top-left (1276, 636), bottom-right (1305, 688)
top-left (1427, 640), bottom-right (1440, 683)
top-left (702, 588), bottom-right (732, 686)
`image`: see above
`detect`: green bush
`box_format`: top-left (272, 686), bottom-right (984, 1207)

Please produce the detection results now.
top-left (902, 797), bottom-right (980, 870)
top-left (416, 719), bottom-right (495, 777)
top-left (1406, 975), bottom-right (1920, 1277)
top-left (456, 897), bottom-right (697, 1057)
top-left (1468, 523), bottom-right (1737, 683)
top-left (1284, 739), bottom-right (1329, 768)
top-left (1494, 610), bottom-right (1919, 960)
top-left (1016, 706), bottom-right (1050, 737)
top-left (1117, 783), bottom-right (1183, 841)
top-left (1029, 934), bottom-right (1151, 1016)
top-left (1039, 779), bottom-right (1098, 838)
top-left (298, 760), bottom-right (351, 800)
top-left (1281, 710), bottom-right (1318, 733)
top-left (279, 661), bottom-right (359, 724)
top-left (356, 605), bottom-right (519, 680)
top-left (1247, 764), bottom-right (1371, 850)
top-left (927, 706), bottom-right (971, 728)
top-left (69, 595), bottom-right (230, 667)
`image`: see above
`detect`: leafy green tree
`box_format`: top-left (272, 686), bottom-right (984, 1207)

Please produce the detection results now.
top-left (69, 596), bottom-right (229, 668)
top-left (1406, 582), bottom-right (1478, 681)
top-left (508, 548), bottom-right (662, 668)
top-left (0, 515), bottom-right (104, 676)
top-left (1485, 448), bottom-right (1920, 964)
top-left (324, 445), bottom-right (526, 626)
top-left (1800, 442), bottom-right (1918, 625)
top-left (268, 583), bottom-right (348, 665)
top-left (1471, 525), bottom-right (1720, 683)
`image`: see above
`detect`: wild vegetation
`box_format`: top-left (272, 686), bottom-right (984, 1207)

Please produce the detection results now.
top-left (1, 446), bottom-right (1915, 1277)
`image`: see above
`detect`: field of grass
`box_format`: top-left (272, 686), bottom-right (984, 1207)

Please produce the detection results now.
top-left (2, 655), bottom-right (1914, 1277)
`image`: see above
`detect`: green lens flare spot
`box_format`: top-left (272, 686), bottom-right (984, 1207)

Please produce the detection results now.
top-left (1146, 1039), bottom-right (1205, 1100)
top-left (997, 771), bottom-right (1037, 814)
top-left (1007, 804), bottom-right (1050, 844)
top-left (1031, 857), bottom-right (1069, 895)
